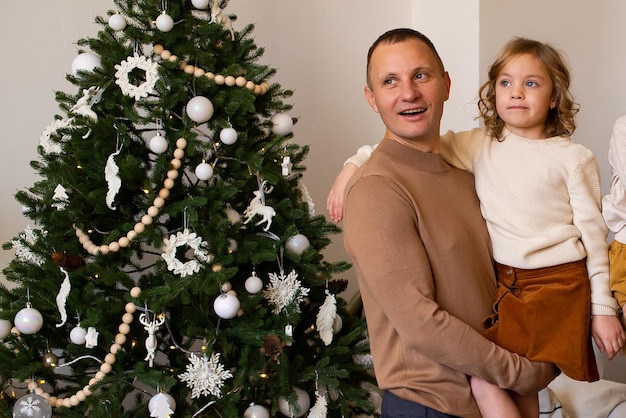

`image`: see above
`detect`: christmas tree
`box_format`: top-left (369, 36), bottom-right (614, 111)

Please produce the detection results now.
top-left (0, 1), bottom-right (376, 417)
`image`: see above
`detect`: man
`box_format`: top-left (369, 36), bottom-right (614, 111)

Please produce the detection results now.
top-left (343, 28), bottom-right (556, 418)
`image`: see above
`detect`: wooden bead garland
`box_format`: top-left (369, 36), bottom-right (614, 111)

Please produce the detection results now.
top-left (152, 44), bottom-right (270, 95)
top-left (75, 138), bottom-right (188, 255)
top-left (24, 287), bottom-right (143, 409)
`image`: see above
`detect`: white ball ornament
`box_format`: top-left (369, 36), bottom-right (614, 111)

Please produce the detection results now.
top-left (219, 127), bottom-right (238, 145)
top-left (270, 113), bottom-right (294, 136)
top-left (0, 319), bottom-right (11, 339)
top-left (285, 234), bottom-right (310, 255)
top-left (14, 305), bottom-right (43, 335)
top-left (70, 326), bottom-right (87, 345)
top-left (213, 293), bottom-right (241, 319)
top-left (186, 96), bottom-right (214, 123)
top-left (278, 387), bottom-right (310, 418)
top-left (195, 162), bottom-right (214, 181)
top-left (13, 393), bottom-right (52, 418)
top-left (156, 13), bottom-right (175, 32)
top-left (191, 0), bottom-right (211, 8)
top-left (245, 272), bottom-right (263, 294)
top-left (244, 403), bottom-right (270, 418)
top-left (71, 52), bottom-right (101, 76)
top-left (149, 133), bottom-right (168, 154)
top-left (108, 13), bottom-right (127, 31)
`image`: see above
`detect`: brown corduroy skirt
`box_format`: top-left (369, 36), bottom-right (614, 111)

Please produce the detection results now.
top-left (483, 259), bottom-right (599, 382)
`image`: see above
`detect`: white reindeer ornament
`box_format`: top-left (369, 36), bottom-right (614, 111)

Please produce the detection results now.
top-left (243, 181), bottom-right (276, 231)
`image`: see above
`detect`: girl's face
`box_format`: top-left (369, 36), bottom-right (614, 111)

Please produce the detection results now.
top-left (495, 53), bottom-right (556, 139)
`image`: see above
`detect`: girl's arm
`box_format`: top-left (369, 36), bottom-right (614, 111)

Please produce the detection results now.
top-left (326, 144), bottom-right (377, 222)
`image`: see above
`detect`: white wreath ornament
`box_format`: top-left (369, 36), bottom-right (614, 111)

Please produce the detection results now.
top-left (114, 53), bottom-right (159, 100)
top-left (161, 229), bottom-right (212, 277)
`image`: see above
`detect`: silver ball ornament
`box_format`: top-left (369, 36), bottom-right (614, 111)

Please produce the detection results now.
top-left (149, 133), bottom-right (168, 154)
top-left (195, 162), bottom-right (214, 181)
top-left (71, 52), bottom-right (101, 76)
top-left (213, 293), bottom-right (240, 319)
top-left (285, 234), bottom-right (310, 255)
top-left (278, 387), bottom-right (310, 418)
top-left (12, 393), bottom-right (52, 418)
top-left (14, 306), bottom-right (43, 334)
top-left (186, 96), bottom-right (214, 123)
top-left (270, 113), bottom-right (293, 136)
top-left (219, 127), bottom-right (238, 145)
top-left (108, 13), bottom-right (127, 31)
top-left (244, 403), bottom-right (270, 418)
top-left (156, 13), bottom-right (174, 32)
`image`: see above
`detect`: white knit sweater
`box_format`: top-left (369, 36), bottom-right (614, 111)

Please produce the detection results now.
top-left (603, 115), bottom-right (626, 244)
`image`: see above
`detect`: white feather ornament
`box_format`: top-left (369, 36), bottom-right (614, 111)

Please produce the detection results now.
top-left (55, 267), bottom-right (71, 328)
top-left (316, 289), bottom-right (337, 346)
top-left (307, 391), bottom-right (328, 418)
top-left (105, 146), bottom-right (122, 210)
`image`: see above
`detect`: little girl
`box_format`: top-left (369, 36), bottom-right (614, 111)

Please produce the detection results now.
top-left (329, 37), bottom-right (625, 417)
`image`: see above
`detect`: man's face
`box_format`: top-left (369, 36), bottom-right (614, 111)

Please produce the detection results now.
top-left (364, 38), bottom-right (450, 152)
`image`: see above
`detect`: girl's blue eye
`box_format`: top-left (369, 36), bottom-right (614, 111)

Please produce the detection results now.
top-left (499, 80), bottom-right (510, 87)
top-left (526, 81), bottom-right (538, 87)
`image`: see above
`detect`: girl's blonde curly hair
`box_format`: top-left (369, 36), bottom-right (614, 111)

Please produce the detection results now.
top-left (478, 37), bottom-right (579, 140)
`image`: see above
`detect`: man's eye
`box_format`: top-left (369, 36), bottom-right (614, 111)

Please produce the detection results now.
top-left (415, 73), bottom-right (425, 80)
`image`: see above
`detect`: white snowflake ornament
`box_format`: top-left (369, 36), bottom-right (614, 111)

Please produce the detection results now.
top-left (263, 270), bottom-right (310, 314)
top-left (178, 352), bottom-right (233, 399)
top-left (11, 226), bottom-right (46, 267)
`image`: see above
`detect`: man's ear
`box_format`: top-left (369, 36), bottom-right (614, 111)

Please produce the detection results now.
top-left (364, 86), bottom-right (379, 113)
top-left (443, 71), bottom-right (451, 101)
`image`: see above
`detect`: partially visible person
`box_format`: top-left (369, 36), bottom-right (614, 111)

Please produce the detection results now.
top-left (603, 115), bottom-right (626, 343)
top-left (343, 28), bottom-right (556, 418)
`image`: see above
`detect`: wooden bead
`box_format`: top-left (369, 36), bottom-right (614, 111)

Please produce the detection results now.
top-left (236, 76), bottom-right (247, 87)
top-left (130, 287), bottom-right (142, 298)
top-left (133, 222), bottom-right (145, 234)
top-left (115, 333), bottom-right (127, 345)
top-left (141, 215), bottom-right (153, 225)
top-left (153, 197), bottom-right (165, 208)
top-left (167, 169), bottom-right (179, 180)
top-left (99, 245), bottom-right (110, 255)
top-left (119, 323), bottom-right (130, 334)
top-left (168, 55), bottom-right (178, 63)
top-left (118, 237), bottom-right (130, 247)
top-left (176, 138), bottom-right (187, 149)
top-left (153, 44), bottom-right (164, 54)
top-left (194, 68), bottom-right (205, 77)
top-left (170, 158), bottom-right (181, 169)
top-left (184, 64), bottom-right (195, 74)
top-left (76, 390), bottom-right (86, 401)
top-left (160, 50), bottom-right (171, 60)
top-left (214, 74), bottom-right (225, 85)
top-left (100, 363), bottom-right (112, 374)
top-left (163, 178), bottom-right (175, 189)
top-left (127, 230), bottom-right (138, 240)
top-left (108, 241), bottom-right (120, 252)
top-left (173, 148), bottom-right (185, 159)
top-left (159, 188), bottom-right (170, 199)
top-left (70, 395), bottom-right (80, 406)
top-left (122, 312), bottom-right (134, 324)
top-left (225, 75), bottom-right (236, 86)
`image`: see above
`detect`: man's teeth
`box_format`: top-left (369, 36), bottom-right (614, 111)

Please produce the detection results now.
top-left (400, 109), bottom-right (425, 115)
